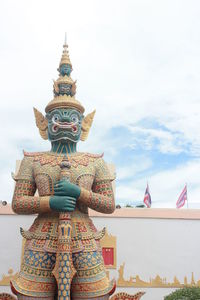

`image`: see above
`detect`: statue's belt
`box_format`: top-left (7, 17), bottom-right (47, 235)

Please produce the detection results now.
top-left (20, 226), bottom-right (106, 241)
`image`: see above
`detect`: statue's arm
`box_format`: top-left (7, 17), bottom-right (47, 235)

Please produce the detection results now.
top-left (12, 156), bottom-right (51, 215)
top-left (78, 180), bottom-right (115, 214)
top-left (78, 158), bottom-right (115, 214)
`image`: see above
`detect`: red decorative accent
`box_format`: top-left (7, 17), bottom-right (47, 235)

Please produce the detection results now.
top-left (102, 247), bottom-right (114, 266)
top-left (109, 280), bottom-right (116, 296)
top-left (10, 281), bottom-right (17, 296)
top-left (41, 222), bottom-right (52, 232)
top-left (77, 222), bottom-right (87, 232)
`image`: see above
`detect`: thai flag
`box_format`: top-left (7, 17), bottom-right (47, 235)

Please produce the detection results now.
top-left (143, 183), bottom-right (151, 208)
top-left (176, 185), bottom-right (187, 208)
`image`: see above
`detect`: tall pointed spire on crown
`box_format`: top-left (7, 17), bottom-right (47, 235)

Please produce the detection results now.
top-left (45, 35), bottom-right (85, 113)
top-left (59, 33), bottom-right (72, 69)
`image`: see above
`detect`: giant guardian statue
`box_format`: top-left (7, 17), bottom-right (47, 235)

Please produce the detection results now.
top-left (11, 40), bottom-right (116, 300)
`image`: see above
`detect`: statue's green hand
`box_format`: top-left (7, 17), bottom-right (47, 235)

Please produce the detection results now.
top-left (49, 195), bottom-right (77, 212)
top-left (54, 180), bottom-right (81, 199)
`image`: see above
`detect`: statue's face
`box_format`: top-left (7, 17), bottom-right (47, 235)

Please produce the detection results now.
top-left (59, 83), bottom-right (71, 95)
top-left (46, 108), bottom-right (83, 142)
top-left (60, 64), bottom-right (72, 76)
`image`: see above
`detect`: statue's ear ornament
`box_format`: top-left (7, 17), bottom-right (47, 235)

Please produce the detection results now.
top-left (80, 110), bottom-right (96, 141)
top-left (71, 80), bottom-right (77, 96)
top-left (33, 107), bottom-right (48, 140)
top-left (53, 80), bottom-right (59, 94)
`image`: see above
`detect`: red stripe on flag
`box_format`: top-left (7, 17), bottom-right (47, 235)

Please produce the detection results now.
top-left (143, 184), bottom-right (151, 208)
top-left (176, 185), bottom-right (187, 208)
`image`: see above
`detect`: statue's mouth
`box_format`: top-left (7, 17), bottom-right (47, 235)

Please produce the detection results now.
top-left (52, 120), bottom-right (78, 133)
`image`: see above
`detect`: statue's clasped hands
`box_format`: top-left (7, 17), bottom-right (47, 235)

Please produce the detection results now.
top-left (49, 180), bottom-right (81, 212)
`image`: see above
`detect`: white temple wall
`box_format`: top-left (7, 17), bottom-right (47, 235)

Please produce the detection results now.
top-left (0, 208), bottom-right (200, 300)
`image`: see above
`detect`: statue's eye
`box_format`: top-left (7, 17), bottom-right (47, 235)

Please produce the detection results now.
top-left (71, 115), bottom-right (78, 123)
top-left (52, 115), bottom-right (60, 122)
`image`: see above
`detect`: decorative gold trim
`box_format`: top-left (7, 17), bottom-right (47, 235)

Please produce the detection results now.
top-left (106, 270), bottom-right (110, 279)
top-left (117, 263), bottom-right (200, 288)
top-left (80, 110), bottom-right (96, 141)
top-left (100, 228), bottom-right (117, 269)
top-left (20, 238), bottom-right (26, 269)
top-left (56, 75), bottom-right (74, 85)
top-left (33, 107), bottom-right (48, 140)
top-left (78, 188), bottom-right (90, 202)
top-left (0, 269), bottom-right (18, 286)
top-left (110, 292), bottom-right (145, 300)
top-left (59, 43), bottom-right (72, 67)
top-left (40, 196), bottom-right (51, 212)
top-left (45, 95), bottom-right (85, 113)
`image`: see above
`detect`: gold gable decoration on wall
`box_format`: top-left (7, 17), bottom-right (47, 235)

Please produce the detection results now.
top-left (100, 228), bottom-right (117, 269)
top-left (117, 263), bottom-right (200, 288)
top-left (0, 269), bottom-right (19, 286)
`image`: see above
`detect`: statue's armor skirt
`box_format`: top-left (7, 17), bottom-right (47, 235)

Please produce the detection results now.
top-left (11, 249), bottom-right (114, 298)
top-left (11, 211), bottom-right (115, 298)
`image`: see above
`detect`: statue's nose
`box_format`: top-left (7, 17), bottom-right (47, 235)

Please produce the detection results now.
top-left (62, 115), bottom-right (71, 122)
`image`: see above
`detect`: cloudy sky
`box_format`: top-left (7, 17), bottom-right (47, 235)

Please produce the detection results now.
top-left (1, 0), bottom-right (200, 208)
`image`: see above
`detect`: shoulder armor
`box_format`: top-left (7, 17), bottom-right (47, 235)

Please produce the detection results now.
top-left (84, 152), bottom-right (104, 159)
top-left (23, 150), bottom-right (44, 157)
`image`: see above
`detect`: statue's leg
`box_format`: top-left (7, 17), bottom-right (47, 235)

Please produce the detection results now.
top-left (11, 248), bottom-right (57, 299)
top-left (71, 250), bottom-right (115, 299)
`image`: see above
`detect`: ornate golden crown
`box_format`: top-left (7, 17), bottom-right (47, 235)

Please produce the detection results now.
top-left (34, 39), bottom-right (95, 141)
top-left (45, 95), bottom-right (85, 113)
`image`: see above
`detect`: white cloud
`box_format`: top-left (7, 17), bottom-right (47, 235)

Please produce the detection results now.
top-left (128, 125), bottom-right (189, 154)
top-left (117, 157), bottom-right (152, 181)
top-left (116, 185), bottom-right (142, 203)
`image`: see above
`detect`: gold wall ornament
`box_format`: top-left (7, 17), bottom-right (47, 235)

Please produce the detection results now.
top-left (80, 110), bottom-right (96, 141)
top-left (100, 228), bottom-right (117, 269)
top-left (0, 269), bottom-right (19, 286)
top-left (117, 263), bottom-right (200, 288)
top-left (33, 107), bottom-right (48, 140)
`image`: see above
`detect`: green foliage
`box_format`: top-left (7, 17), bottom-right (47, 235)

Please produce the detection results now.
top-left (136, 204), bottom-right (145, 208)
top-left (116, 204), bottom-right (121, 209)
top-left (164, 287), bottom-right (200, 300)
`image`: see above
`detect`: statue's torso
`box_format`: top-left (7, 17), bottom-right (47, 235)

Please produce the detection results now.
top-left (21, 151), bottom-right (105, 253)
